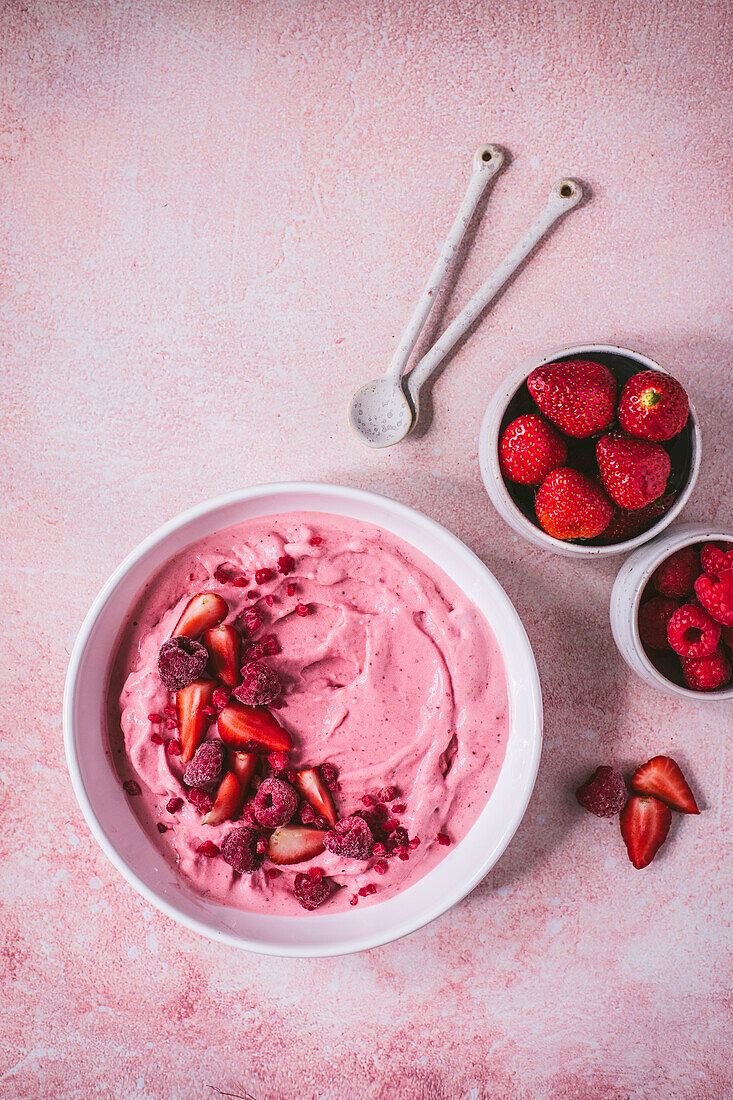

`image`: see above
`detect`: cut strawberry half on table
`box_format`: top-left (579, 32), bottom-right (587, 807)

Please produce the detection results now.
top-left (267, 825), bottom-right (327, 865)
top-left (202, 623), bottom-right (241, 687)
top-left (217, 701), bottom-right (292, 753)
top-left (176, 678), bottom-right (216, 763)
top-left (294, 767), bottom-right (338, 827)
top-left (202, 770), bottom-right (244, 826)
top-left (230, 750), bottom-right (259, 791)
top-left (631, 755), bottom-right (700, 814)
top-left (173, 593), bottom-right (228, 639)
top-left (619, 795), bottom-right (672, 869)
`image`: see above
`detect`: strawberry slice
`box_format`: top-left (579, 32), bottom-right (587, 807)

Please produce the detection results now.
top-left (202, 623), bottom-right (241, 687)
top-left (631, 755), bottom-right (700, 814)
top-left (267, 825), bottom-right (327, 865)
top-left (176, 678), bottom-right (216, 763)
top-left (294, 767), bottom-right (337, 827)
top-left (173, 593), bottom-right (228, 639)
top-left (230, 751), bottom-right (259, 791)
top-left (202, 770), bottom-right (244, 826)
top-left (217, 702), bottom-right (292, 754)
top-left (620, 795), bottom-right (672, 869)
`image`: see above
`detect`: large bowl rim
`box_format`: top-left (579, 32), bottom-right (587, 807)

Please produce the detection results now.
top-left (63, 482), bottom-right (543, 957)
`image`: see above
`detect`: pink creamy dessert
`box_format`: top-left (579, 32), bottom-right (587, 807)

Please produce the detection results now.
top-left (109, 512), bottom-right (510, 914)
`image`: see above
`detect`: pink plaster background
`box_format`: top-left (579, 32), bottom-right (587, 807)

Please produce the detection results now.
top-left (2, 1), bottom-right (732, 1097)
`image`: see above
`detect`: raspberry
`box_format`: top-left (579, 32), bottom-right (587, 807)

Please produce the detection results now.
top-left (166, 718), bottom-right (179, 730)
top-left (408, 837), bottom-right (421, 850)
top-left (266, 868), bottom-right (281, 879)
top-left (255, 568), bottom-right (272, 585)
top-left (196, 841), bottom-right (220, 857)
top-left (242, 608), bottom-right (262, 633)
top-left (723, 625), bottom-right (733, 650)
top-left (391, 802), bottom-right (406, 814)
top-left (638, 596), bottom-right (679, 650)
top-left (575, 765), bottom-right (627, 817)
top-left (256, 838), bottom-right (267, 854)
top-left (166, 796), bottom-right (183, 813)
top-left (232, 576), bottom-right (249, 588)
top-left (295, 603), bottom-right (310, 617)
top-left (667, 604), bottom-right (721, 658)
top-left (187, 787), bottom-right (214, 815)
top-left (294, 872), bottom-right (333, 910)
top-left (398, 850), bottom-right (410, 861)
top-left (320, 762), bottom-right (338, 791)
top-left (694, 568), bottom-right (733, 627)
top-left (372, 803), bottom-right (389, 820)
top-left (372, 842), bottom-right (386, 857)
top-left (157, 637), bottom-right (208, 691)
top-left (148, 713), bottom-right (162, 723)
top-left (240, 804), bottom-right (257, 826)
top-left (373, 859), bottom-right (388, 874)
top-left (150, 732), bottom-right (164, 745)
top-left (387, 826), bottom-right (408, 850)
top-left (277, 554), bottom-right (295, 575)
top-left (262, 634), bottom-right (279, 655)
top-left (213, 567), bottom-right (230, 584)
top-left (378, 786), bottom-right (399, 803)
top-left (314, 815), bottom-right (329, 829)
top-left (300, 803), bottom-right (316, 824)
top-left (383, 818), bottom-right (399, 833)
top-left (700, 542), bottom-right (733, 577)
top-left (123, 779), bottom-right (141, 796)
top-left (254, 777), bottom-right (298, 828)
top-left (233, 661), bottom-right (282, 706)
top-left (286, 583), bottom-right (296, 597)
top-left (201, 705), bottom-right (215, 718)
top-left (308, 866), bottom-right (323, 881)
top-left (221, 826), bottom-right (263, 874)
top-left (310, 536), bottom-right (323, 546)
top-left (681, 649), bottom-right (732, 691)
top-left (324, 815), bottom-right (374, 860)
top-left (267, 751), bottom-right (289, 771)
top-left (166, 738), bottom-right (182, 756)
top-left (651, 546), bottom-right (699, 597)
top-left (436, 833), bottom-right (451, 846)
top-left (349, 894), bottom-right (359, 906)
top-left (358, 884), bottom-right (377, 897)
top-left (183, 740), bottom-right (225, 786)
top-left (163, 704), bottom-right (177, 717)
top-left (361, 794), bottom-right (376, 808)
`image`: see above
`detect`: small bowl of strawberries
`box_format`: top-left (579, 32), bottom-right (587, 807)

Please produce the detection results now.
top-left (611, 523), bottom-right (733, 700)
top-left (479, 343), bottom-right (700, 556)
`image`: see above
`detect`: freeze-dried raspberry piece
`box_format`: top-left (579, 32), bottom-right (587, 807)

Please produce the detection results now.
top-left (182, 740), bottom-right (225, 787)
top-left (157, 637), bottom-right (208, 691)
top-left (233, 661), bottom-right (282, 706)
top-left (220, 826), bottom-right (263, 875)
top-left (324, 815), bottom-right (374, 860)
top-left (293, 871), bottom-right (333, 910)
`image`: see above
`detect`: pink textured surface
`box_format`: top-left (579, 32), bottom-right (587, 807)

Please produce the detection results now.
top-left (2, 1), bottom-right (732, 1097)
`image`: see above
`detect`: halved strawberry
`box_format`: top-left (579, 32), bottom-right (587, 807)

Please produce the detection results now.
top-left (202, 770), bottom-right (244, 826)
top-left (202, 623), bottom-right (241, 687)
top-left (294, 767), bottom-right (337, 827)
top-left (267, 825), bottom-right (327, 865)
top-left (173, 593), bottom-right (228, 639)
top-left (176, 678), bottom-right (216, 763)
top-left (631, 755), bottom-right (699, 814)
top-left (217, 702), bottom-right (292, 754)
top-left (230, 751), bottom-right (259, 792)
top-left (620, 795), bottom-right (672, 869)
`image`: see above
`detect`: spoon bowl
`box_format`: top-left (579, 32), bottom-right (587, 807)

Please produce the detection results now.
top-left (348, 378), bottom-right (414, 448)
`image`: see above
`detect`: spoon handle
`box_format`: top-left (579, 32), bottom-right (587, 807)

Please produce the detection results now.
top-left (383, 144), bottom-right (505, 386)
top-left (406, 179), bottom-right (583, 400)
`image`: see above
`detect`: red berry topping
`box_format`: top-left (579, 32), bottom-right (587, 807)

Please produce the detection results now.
top-left (308, 865), bottom-right (323, 881)
top-left (286, 583), bottom-right (296, 597)
top-left (213, 566), bottom-right (230, 584)
top-left (358, 884), bottom-right (377, 897)
top-left (700, 542), bottom-right (733, 578)
top-left (277, 554), bottom-right (295, 575)
top-left (620, 795), bottom-right (672, 869)
top-left (166, 738), bottom-right (182, 756)
top-left (324, 815), bottom-right (374, 860)
top-left (681, 649), bottom-right (732, 692)
top-left (232, 576), bottom-right (249, 588)
top-left (221, 826), bottom-right (264, 874)
top-left (651, 546), bottom-right (700, 597)
top-left (166, 717), bottom-right (179, 730)
top-left (694, 567), bottom-right (733, 626)
top-left (575, 765), bottom-right (627, 817)
top-left (378, 786), bottom-right (399, 803)
top-left (157, 637), bottom-right (208, 692)
top-left (196, 841), bottom-right (220, 857)
top-left (667, 603), bottom-right (721, 658)
top-left (182, 739), bottom-right (225, 786)
top-left (596, 432), bottom-right (671, 511)
top-left (233, 660), bottom-right (282, 706)
top-left (349, 894), bottom-right (359, 906)
top-left (361, 793), bottom-right (376, 808)
top-left (266, 867), bottom-right (281, 879)
top-left (527, 358), bottom-right (617, 438)
top-left (373, 859), bottom-right (388, 874)
top-left (186, 787), bottom-right (214, 815)
top-left (618, 369), bottom-right (689, 441)
top-left (211, 686), bottom-right (231, 710)
top-left (499, 414), bottom-right (568, 486)
top-left (295, 603), bottom-right (310, 617)
top-left (264, 594), bottom-right (274, 607)
top-left (535, 469), bottom-right (614, 541)
top-left (372, 841), bottom-right (386, 857)
top-left (388, 826), bottom-right (408, 849)
top-left (310, 536), bottom-right (323, 546)
top-left (253, 777), bottom-right (298, 828)
top-left (300, 803), bottom-right (316, 824)
top-left (391, 802), bottom-right (406, 814)
top-left (163, 704), bottom-right (177, 717)
top-left (166, 796), bottom-right (183, 814)
top-left (408, 837), bottom-right (421, 850)
top-left (150, 732), bottom-right (165, 745)
top-left (255, 568), bottom-right (272, 585)
top-left (268, 751), bottom-right (289, 771)
top-left (262, 634), bottom-right (280, 655)
top-left (148, 713), bottom-right (162, 723)
top-left (436, 833), bottom-right (451, 846)
top-left (638, 596), bottom-right (680, 650)
top-left (320, 762), bottom-right (338, 791)
top-left (123, 779), bottom-right (141, 796)
top-left (294, 872), bottom-right (333, 910)
top-left (242, 608), bottom-right (262, 633)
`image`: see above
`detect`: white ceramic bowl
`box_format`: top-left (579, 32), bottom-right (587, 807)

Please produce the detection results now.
top-left (610, 522), bottom-right (733, 701)
top-left (64, 482), bottom-right (542, 957)
top-left (479, 343), bottom-right (701, 558)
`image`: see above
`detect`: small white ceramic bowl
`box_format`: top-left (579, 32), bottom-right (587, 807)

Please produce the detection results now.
top-left (479, 343), bottom-right (701, 558)
top-left (64, 482), bottom-right (542, 957)
top-left (610, 522), bottom-right (733, 701)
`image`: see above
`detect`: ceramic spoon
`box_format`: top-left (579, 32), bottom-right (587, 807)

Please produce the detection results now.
top-left (348, 144), bottom-right (505, 449)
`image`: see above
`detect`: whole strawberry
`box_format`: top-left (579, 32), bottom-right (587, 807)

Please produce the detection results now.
top-left (527, 358), bottom-right (617, 438)
top-left (499, 414), bottom-right (568, 486)
top-left (618, 369), bottom-right (689, 441)
top-left (596, 432), bottom-right (671, 510)
top-left (535, 468), bottom-right (614, 540)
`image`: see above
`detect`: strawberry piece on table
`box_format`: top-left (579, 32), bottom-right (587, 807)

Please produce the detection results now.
top-left (202, 623), bottom-right (241, 687)
top-left (177, 678), bottom-right (216, 763)
top-left (499, 414), bottom-right (568, 486)
top-left (294, 767), bottom-right (338, 827)
top-left (631, 755), bottom-right (699, 815)
top-left (217, 701), bottom-right (292, 753)
top-left (267, 825), bottom-right (327, 865)
top-left (173, 592), bottom-right (229, 639)
top-left (535, 468), bottom-right (614, 541)
top-left (618, 369), bottom-right (689, 441)
top-left (202, 770), bottom-right (244, 826)
top-left (596, 432), bottom-right (671, 511)
top-left (620, 795), bottom-right (672, 869)
top-left (526, 358), bottom-right (617, 438)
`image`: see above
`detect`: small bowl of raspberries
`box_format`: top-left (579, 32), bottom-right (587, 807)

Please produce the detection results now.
top-left (611, 523), bottom-right (733, 699)
top-left (479, 343), bottom-right (700, 556)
